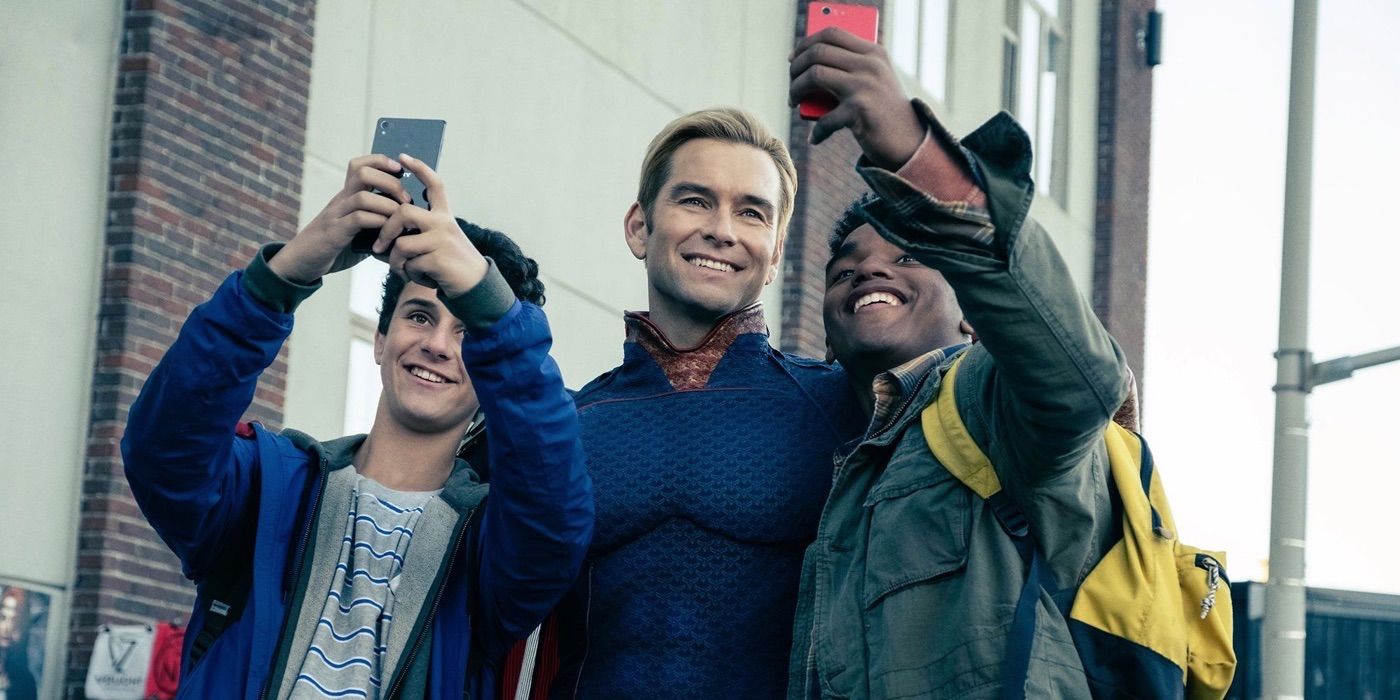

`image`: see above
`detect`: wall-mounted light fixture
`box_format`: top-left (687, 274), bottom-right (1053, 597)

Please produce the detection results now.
top-left (1145, 10), bottom-right (1163, 67)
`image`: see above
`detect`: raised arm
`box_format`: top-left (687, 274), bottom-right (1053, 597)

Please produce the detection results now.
top-left (378, 158), bottom-right (594, 657)
top-left (458, 298), bottom-right (592, 658)
top-left (121, 255), bottom-right (300, 579)
top-left (791, 28), bottom-right (1129, 481)
top-left (122, 154), bottom-right (414, 578)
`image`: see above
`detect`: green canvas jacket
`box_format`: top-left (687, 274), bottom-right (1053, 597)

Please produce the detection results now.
top-left (788, 108), bottom-right (1131, 699)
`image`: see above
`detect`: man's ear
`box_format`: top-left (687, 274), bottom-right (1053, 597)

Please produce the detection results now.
top-left (959, 319), bottom-right (977, 343)
top-left (624, 202), bottom-right (650, 261)
top-left (765, 233), bottom-right (786, 285)
top-left (373, 330), bottom-right (386, 365)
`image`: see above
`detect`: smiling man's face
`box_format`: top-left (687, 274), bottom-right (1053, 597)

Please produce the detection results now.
top-left (824, 224), bottom-right (966, 374)
top-left (374, 282), bottom-right (479, 436)
top-left (625, 138), bottom-right (784, 330)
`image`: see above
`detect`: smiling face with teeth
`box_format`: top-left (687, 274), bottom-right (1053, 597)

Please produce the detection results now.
top-left (624, 138), bottom-right (784, 344)
top-left (372, 282), bottom-right (480, 436)
top-left (824, 224), bottom-right (968, 379)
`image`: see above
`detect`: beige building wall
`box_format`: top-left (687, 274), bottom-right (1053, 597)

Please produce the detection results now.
top-left (0, 1), bottom-right (1107, 579)
top-left (0, 2), bottom-right (123, 694)
top-left (285, 0), bottom-right (798, 434)
top-left (915, 2), bottom-right (1101, 290)
top-left (0, 1), bottom-right (1104, 689)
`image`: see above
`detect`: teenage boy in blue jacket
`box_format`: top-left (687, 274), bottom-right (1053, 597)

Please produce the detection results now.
top-left (121, 153), bottom-right (593, 699)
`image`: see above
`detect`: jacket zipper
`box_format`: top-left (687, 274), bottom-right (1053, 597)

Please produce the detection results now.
top-left (870, 370), bottom-right (935, 443)
top-left (830, 373), bottom-right (933, 484)
top-left (807, 369), bottom-right (935, 686)
top-left (383, 508), bottom-right (475, 698)
top-left (258, 456), bottom-right (330, 700)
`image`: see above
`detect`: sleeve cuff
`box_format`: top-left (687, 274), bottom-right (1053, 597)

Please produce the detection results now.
top-left (852, 99), bottom-right (1000, 247)
top-left (440, 257), bottom-right (517, 331)
top-left (242, 243), bottom-right (322, 314)
top-left (891, 126), bottom-right (987, 208)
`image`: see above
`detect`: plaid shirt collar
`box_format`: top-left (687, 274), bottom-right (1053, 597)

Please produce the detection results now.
top-left (867, 343), bottom-right (968, 436)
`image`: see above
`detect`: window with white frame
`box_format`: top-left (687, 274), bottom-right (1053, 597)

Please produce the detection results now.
top-left (888, 0), bottom-right (952, 105)
top-left (1002, 0), bottom-right (1069, 204)
top-left (344, 258), bottom-right (390, 435)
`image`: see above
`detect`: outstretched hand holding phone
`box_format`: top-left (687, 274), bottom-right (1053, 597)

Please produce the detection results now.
top-left (789, 23), bottom-right (927, 171)
top-left (267, 154), bottom-right (409, 285)
top-left (371, 154), bottom-right (489, 298)
top-left (267, 153), bottom-right (488, 298)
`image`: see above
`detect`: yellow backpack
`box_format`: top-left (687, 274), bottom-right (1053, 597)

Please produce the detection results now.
top-left (922, 354), bottom-right (1236, 699)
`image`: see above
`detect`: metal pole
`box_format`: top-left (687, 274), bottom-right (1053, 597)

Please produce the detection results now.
top-left (1263, 0), bottom-right (1318, 697)
top-left (1311, 345), bottom-right (1400, 386)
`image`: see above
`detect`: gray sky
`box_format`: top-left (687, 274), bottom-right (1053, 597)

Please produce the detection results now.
top-left (1146, 0), bottom-right (1400, 593)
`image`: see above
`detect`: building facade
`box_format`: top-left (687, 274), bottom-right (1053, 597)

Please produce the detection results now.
top-left (0, 0), bottom-right (1153, 694)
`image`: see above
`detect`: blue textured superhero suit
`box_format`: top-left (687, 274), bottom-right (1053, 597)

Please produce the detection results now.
top-left (553, 305), bottom-right (862, 699)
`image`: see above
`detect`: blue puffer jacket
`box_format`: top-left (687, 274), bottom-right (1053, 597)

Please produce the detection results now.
top-left (121, 254), bottom-right (593, 700)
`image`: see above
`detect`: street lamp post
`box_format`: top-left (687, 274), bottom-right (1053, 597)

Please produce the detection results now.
top-left (1262, 4), bottom-right (1400, 697)
top-left (1261, 3), bottom-right (1318, 696)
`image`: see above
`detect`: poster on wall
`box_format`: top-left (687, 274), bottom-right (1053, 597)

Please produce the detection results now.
top-left (0, 581), bottom-right (52, 700)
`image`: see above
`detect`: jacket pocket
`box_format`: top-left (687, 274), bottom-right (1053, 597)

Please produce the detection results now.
top-left (862, 464), bottom-right (972, 609)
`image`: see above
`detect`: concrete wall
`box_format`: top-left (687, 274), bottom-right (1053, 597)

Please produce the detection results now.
top-left (0, 0), bottom-right (119, 588)
top-left (285, 0), bottom-right (798, 433)
top-left (0, 2), bottom-right (122, 694)
top-left (931, 2), bottom-right (1101, 290)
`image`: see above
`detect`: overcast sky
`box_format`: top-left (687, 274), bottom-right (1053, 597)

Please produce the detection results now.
top-left (1145, 0), bottom-right (1400, 594)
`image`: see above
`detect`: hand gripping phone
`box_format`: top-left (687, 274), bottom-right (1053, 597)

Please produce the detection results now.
top-left (798, 3), bottom-right (881, 120)
top-left (350, 117), bottom-right (446, 253)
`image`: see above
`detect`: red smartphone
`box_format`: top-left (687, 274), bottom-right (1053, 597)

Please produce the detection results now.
top-left (798, 2), bottom-right (880, 120)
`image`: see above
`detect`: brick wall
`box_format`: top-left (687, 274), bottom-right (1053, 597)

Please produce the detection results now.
top-left (782, 0), bottom-right (885, 360)
top-left (70, 0), bottom-right (315, 693)
top-left (1093, 0), bottom-right (1156, 393)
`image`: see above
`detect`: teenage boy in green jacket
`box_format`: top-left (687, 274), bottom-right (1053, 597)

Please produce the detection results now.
top-left (787, 28), bottom-right (1131, 699)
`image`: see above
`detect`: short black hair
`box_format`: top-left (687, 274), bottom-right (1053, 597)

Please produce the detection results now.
top-left (828, 192), bottom-right (885, 259)
top-left (377, 218), bottom-right (546, 334)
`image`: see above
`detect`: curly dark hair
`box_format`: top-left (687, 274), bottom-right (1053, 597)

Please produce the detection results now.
top-left (823, 190), bottom-right (879, 259)
top-left (377, 218), bottom-right (546, 334)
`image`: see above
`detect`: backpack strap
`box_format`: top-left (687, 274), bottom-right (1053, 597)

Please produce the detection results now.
top-left (920, 355), bottom-right (1055, 700)
top-left (922, 355), bottom-right (1001, 500)
top-left (187, 423), bottom-right (269, 668)
top-left (977, 488), bottom-right (1040, 700)
top-left (188, 564), bottom-right (252, 667)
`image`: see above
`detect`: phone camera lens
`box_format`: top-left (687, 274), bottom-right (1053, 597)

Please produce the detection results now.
top-left (379, 121), bottom-right (390, 132)
top-left (822, 6), bottom-right (831, 14)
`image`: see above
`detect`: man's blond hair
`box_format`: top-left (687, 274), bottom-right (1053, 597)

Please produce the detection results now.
top-left (637, 108), bottom-right (798, 239)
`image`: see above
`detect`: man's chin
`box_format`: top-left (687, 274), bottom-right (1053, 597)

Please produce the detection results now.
top-left (676, 294), bottom-right (758, 323)
top-left (390, 407), bottom-right (473, 436)
top-left (831, 336), bottom-right (917, 373)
